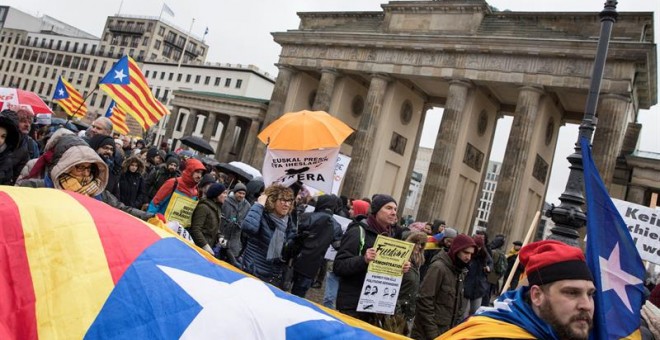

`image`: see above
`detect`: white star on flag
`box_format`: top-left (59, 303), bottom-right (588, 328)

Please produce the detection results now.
top-left (58, 89), bottom-right (64, 96)
top-left (598, 242), bottom-right (643, 313)
top-left (157, 265), bottom-right (339, 340)
top-left (113, 69), bottom-right (127, 82)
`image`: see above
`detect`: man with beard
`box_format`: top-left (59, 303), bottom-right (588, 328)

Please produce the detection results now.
top-left (85, 117), bottom-right (122, 196)
top-left (88, 134), bottom-right (119, 196)
top-left (438, 240), bottom-right (595, 340)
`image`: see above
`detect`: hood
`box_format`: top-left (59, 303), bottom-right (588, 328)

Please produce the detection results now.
top-left (245, 178), bottom-right (265, 203)
top-left (122, 155), bottom-right (146, 174)
top-left (51, 145), bottom-right (108, 196)
top-left (51, 134), bottom-right (90, 167)
top-left (45, 128), bottom-right (75, 151)
top-left (181, 158), bottom-right (206, 187)
top-left (315, 194), bottom-right (338, 212)
top-left (0, 111), bottom-right (21, 152)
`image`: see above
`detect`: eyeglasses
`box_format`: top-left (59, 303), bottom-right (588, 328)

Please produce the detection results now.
top-left (277, 198), bottom-right (294, 204)
top-left (74, 164), bottom-right (92, 172)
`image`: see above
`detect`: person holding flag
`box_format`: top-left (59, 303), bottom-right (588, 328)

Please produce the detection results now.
top-left (52, 76), bottom-right (87, 118)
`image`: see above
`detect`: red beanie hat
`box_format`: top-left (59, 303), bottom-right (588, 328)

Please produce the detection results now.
top-left (519, 240), bottom-right (593, 286)
top-left (351, 200), bottom-right (370, 216)
top-left (449, 234), bottom-right (477, 262)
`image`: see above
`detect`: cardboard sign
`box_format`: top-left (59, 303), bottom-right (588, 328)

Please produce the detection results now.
top-left (331, 154), bottom-right (351, 195)
top-left (263, 148), bottom-right (339, 193)
top-left (612, 198), bottom-right (660, 265)
top-left (164, 191), bottom-right (198, 228)
top-left (357, 235), bottom-right (413, 315)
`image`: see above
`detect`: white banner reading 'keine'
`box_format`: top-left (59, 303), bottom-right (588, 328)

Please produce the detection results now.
top-left (262, 148), bottom-right (339, 193)
top-left (612, 198), bottom-right (660, 265)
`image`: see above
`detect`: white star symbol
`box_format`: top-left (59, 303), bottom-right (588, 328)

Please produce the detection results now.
top-left (157, 265), bottom-right (339, 340)
top-left (58, 89), bottom-right (64, 96)
top-left (598, 242), bottom-right (642, 313)
top-left (113, 69), bottom-right (127, 82)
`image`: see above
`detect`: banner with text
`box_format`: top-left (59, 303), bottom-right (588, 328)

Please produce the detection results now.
top-left (357, 235), bottom-right (413, 315)
top-left (263, 148), bottom-right (339, 193)
top-left (332, 154), bottom-right (351, 195)
top-left (612, 198), bottom-right (660, 265)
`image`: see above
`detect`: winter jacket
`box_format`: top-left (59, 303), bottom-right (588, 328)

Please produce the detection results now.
top-left (464, 252), bottom-right (493, 300)
top-left (292, 195), bottom-right (343, 279)
top-left (0, 110), bottom-right (21, 185)
top-left (333, 215), bottom-right (380, 313)
top-left (189, 197), bottom-right (222, 249)
top-left (118, 156), bottom-right (148, 209)
top-left (397, 264), bottom-right (421, 321)
top-left (148, 158), bottom-right (206, 213)
top-left (221, 195), bottom-right (251, 257)
top-left (145, 164), bottom-right (180, 199)
top-left (240, 203), bottom-right (296, 285)
top-left (411, 251), bottom-right (467, 340)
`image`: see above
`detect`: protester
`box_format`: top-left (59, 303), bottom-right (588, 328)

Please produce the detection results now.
top-left (462, 234), bottom-right (493, 318)
top-left (147, 158), bottom-right (206, 228)
top-left (189, 183), bottom-right (227, 255)
top-left (221, 182), bottom-right (252, 263)
top-left (486, 234), bottom-right (507, 303)
top-left (197, 173), bottom-right (217, 199)
top-left (0, 110), bottom-right (21, 185)
top-left (420, 226), bottom-right (457, 281)
top-left (240, 184), bottom-right (297, 288)
top-left (18, 134), bottom-right (152, 220)
top-left (118, 155), bottom-right (148, 209)
top-left (411, 234), bottom-right (476, 339)
top-left (504, 240), bottom-right (524, 291)
top-left (391, 231), bottom-right (427, 336)
top-left (145, 155), bottom-right (181, 199)
top-left (323, 199), bottom-right (370, 309)
top-left (333, 194), bottom-right (411, 325)
top-left (88, 134), bottom-right (120, 196)
top-left (439, 240), bottom-right (596, 340)
top-left (289, 194), bottom-right (343, 298)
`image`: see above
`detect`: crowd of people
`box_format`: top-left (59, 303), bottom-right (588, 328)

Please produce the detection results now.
top-left (1, 108), bottom-right (659, 339)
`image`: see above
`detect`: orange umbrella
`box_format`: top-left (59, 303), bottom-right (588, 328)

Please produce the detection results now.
top-left (258, 110), bottom-right (353, 150)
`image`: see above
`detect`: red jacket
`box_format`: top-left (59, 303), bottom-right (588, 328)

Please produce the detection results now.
top-left (151, 158), bottom-right (206, 205)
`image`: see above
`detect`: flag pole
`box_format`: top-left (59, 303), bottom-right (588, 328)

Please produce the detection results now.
top-left (546, 1), bottom-right (618, 246)
top-left (500, 211), bottom-right (540, 293)
top-left (154, 17), bottom-right (194, 147)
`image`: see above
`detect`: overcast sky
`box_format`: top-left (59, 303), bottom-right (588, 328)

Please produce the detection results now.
top-left (5, 0), bottom-right (659, 205)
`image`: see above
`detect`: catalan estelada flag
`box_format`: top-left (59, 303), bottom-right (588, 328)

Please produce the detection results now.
top-left (581, 136), bottom-right (645, 340)
top-left (0, 186), bottom-right (406, 339)
top-left (52, 76), bottom-right (87, 118)
top-left (99, 56), bottom-right (169, 131)
top-left (104, 100), bottom-right (129, 135)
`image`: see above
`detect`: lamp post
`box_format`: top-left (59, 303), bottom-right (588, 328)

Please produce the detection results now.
top-left (546, 1), bottom-right (618, 246)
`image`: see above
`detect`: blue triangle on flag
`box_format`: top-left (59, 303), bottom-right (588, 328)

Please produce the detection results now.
top-left (100, 56), bottom-right (130, 85)
top-left (52, 77), bottom-right (69, 100)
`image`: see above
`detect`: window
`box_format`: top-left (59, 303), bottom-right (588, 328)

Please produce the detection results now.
top-left (185, 74), bottom-right (191, 83)
top-left (90, 93), bottom-right (97, 106)
top-left (154, 88), bottom-right (161, 99)
top-left (154, 40), bottom-right (161, 50)
top-left (99, 94), bottom-right (107, 108)
top-left (152, 71), bottom-right (157, 79)
top-left (177, 73), bottom-right (182, 81)
top-left (51, 68), bottom-right (57, 79)
top-left (163, 89), bottom-right (169, 101)
top-left (142, 37), bottom-right (149, 46)
top-left (145, 70), bottom-right (150, 78)
top-left (82, 43), bottom-right (87, 53)
top-left (224, 78), bottom-right (231, 87)
top-left (100, 61), bottom-right (107, 73)
top-left (158, 27), bottom-right (165, 36)
top-left (27, 64), bottom-right (32, 75)
top-left (204, 76), bottom-right (210, 85)
top-left (194, 75), bottom-right (200, 84)
top-left (168, 72), bottom-right (173, 81)
top-left (175, 112), bottom-right (186, 132)
top-left (235, 79), bottom-right (242, 89)
top-left (160, 72), bottom-right (165, 80)
top-left (214, 77), bottom-right (221, 86)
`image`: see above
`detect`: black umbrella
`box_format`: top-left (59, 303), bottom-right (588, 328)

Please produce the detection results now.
top-left (179, 136), bottom-right (214, 155)
top-left (200, 156), bottom-right (220, 168)
top-left (215, 163), bottom-right (254, 183)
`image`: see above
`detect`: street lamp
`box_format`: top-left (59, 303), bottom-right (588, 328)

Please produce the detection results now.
top-left (546, 1), bottom-right (618, 246)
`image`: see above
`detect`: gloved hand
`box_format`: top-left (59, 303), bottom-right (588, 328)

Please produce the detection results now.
top-left (202, 244), bottom-right (214, 255)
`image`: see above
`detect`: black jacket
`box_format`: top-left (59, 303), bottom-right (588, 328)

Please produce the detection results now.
top-left (333, 215), bottom-right (380, 312)
top-left (118, 171), bottom-right (148, 209)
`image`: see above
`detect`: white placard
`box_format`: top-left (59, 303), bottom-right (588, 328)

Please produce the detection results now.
top-left (332, 154), bottom-right (351, 195)
top-left (324, 214), bottom-right (353, 261)
top-left (262, 148), bottom-right (339, 193)
top-left (612, 198), bottom-right (660, 265)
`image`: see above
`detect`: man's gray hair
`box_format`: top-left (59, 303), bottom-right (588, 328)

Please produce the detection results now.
top-left (93, 117), bottom-right (114, 136)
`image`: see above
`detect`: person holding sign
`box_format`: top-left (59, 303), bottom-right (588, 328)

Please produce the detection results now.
top-left (147, 158), bottom-right (206, 228)
top-left (333, 194), bottom-right (411, 325)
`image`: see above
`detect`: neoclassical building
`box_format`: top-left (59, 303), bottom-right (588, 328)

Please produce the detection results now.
top-left (256, 0), bottom-right (656, 243)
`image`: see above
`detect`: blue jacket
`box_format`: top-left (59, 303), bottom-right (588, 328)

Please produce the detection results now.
top-left (240, 203), bottom-right (296, 283)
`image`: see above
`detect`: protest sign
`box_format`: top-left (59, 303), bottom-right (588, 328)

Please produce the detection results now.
top-left (262, 148), bottom-right (339, 193)
top-left (324, 214), bottom-right (352, 261)
top-left (332, 154), bottom-right (351, 195)
top-left (357, 236), bottom-right (413, 315)
top-left (612, 198), bottom-right (660, 265)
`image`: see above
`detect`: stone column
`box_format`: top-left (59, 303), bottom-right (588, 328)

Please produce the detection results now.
top-left (182, 108), bottom-right (197, 137)
top-left (487, 85), bottom-right (544, 240)
top-left (219, 115), bottom-right (238, 162)
top-left (342, 74), bottom-right (391, 199)
top-left (626, 184), bottom-right (646, 205)
top-left (241, 119), bottom-right (261, 163)
top-left (202, 112), bottom-right (217, 141)
top-left (312, 68), bottom-right (339, 112)
top-left (417, 80), bottom-right (472, 222)
top-left (397, 104), bottom-right (430, 213)
top-left (251, 65), bottom-right (296, 168)
top-left (591, 93), bottom-right (631, 189)
top-left (164, 105), bottom-right (180, 142)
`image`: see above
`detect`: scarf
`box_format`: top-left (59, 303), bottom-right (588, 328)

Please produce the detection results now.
top-left (458, 287), bottom-right (559, 339)
top-left (26, 150), bottom-right (54, 179)
top-left (265, 212), bottom-right (289, 261)
top-left (367, 214), bottom-right (391, 236)
top-left (58, 173), bottom-right (102, 196)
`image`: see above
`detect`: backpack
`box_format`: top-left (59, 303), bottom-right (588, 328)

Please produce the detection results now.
top-left (494, 250), bottom-right (507, 275)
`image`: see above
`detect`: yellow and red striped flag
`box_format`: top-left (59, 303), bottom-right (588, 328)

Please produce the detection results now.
top-left (0, 186), bottom-right (407, 339)
top-left (99, 55), bottom-right (169, 131)
top-left (104, 100), bottom-right (130, 135)
top-left (52, 76), bottom-right (87, 118)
